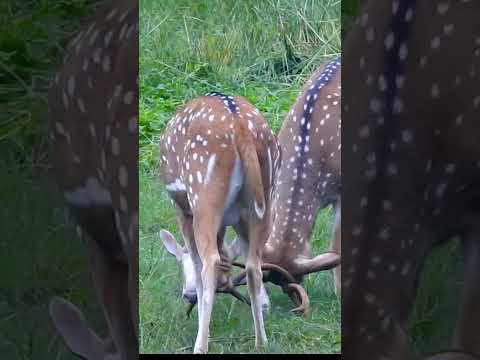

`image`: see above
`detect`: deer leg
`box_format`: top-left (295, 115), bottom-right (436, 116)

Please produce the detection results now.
top-left (332, 199), bottom-right (341, 297)
top-left (117, 212), bottom-right (139, 351)
top-left (453, 230), bottom-right (480, 356)
top-left (192, 210), bottom-right (222, 354)
top-left (234, 219), bottom-right (270, 314)
top-left (85, 233), bottom-right (137, 360)
top-left (246, 216), bottom-right (269, 349)
top-left (177, 211), bottom-right (204, 322)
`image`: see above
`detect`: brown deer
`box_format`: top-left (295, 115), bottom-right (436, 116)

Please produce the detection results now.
top-left (230, 57), bottom-right (342, 310)
top-left (163, 59), bottom-right (342, 320)
top-left (47, 1), bottom-right (138, 359)
top-left (257, 57), bottom-right (341, 295)
top-left (158, 93), bottom-right (290, 353)
top-left (343, 1), bottom-right (480, 359)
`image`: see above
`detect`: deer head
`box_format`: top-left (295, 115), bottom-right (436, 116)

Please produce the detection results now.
top-left (48, 1), bottom-right (139, 358)
top-left (342, 1), bottom-right (480, 359)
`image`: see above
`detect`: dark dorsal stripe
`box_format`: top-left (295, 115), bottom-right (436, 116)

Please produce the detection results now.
top-left (363, 0), bottom-right (418, 238)
top-left (287, 57), bottom-right (341, 230)
top-left (205, 92), bottom-right (239, 114)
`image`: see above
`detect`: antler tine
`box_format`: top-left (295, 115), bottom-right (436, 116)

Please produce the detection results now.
top-left (260, 263), bottom-right (297, 283)
top-left (230, 262), bottom-right (311, 316)
top-left (232, 262), bottom-right (298, 288)
top-left (293, 251), bottom-right (341, 277)
top-left (185, 286), bottom-right (251, 317)
top-left (285, 283), bottom-right (310, 317)
top-left (232, 261), bottom-right (246, 269)
top-left (227, 288), bottom-right (251, 306)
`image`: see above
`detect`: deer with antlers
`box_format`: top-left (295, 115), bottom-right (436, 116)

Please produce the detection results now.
top-left (47, 1), bottom-right (138, 359)
top-left (158, 92), bottom-right (285, 353)
top-left (343, 1), bottom-right (480, 359)
top-left (230, 57), bottom-right (342, 310)
top-left (162, 58), bottom-right (341, 324)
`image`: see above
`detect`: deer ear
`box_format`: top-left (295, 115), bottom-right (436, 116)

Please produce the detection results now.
top-left (49, 296), bottom-right (105, 359)
top-left (160, 229), bottom-right (183, 262)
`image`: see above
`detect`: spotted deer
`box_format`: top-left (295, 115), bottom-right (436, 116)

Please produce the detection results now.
top-left (260, 57), bottom-right (342, 295)
top-left (163, 60), bottom-right (342, 320)
top-left (47, 1), bottom-right (139, 359)
top-left (158, 93), bottom-right (283, 353)
top-left (343, 1), bottom-right (480, 359)
top-left (229, 58), bottom-right (342, 313)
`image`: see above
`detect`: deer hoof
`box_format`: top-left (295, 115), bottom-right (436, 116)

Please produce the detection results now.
top-left (193, 344), bottom-right (207, 354)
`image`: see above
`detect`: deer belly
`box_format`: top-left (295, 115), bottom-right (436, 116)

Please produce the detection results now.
top-left (222, 204), bottom-right (241, 226)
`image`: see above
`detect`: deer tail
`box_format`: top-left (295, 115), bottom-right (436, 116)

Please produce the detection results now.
top-left (233, 121), bottom-right (266, 219)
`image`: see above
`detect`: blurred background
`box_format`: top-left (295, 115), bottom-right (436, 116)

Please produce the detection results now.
top-left (139, 0), bottom-right (340, 354)
top-left (1, 1), bottom-right (107, 358)
top-left (342, 0), bottom-right (465, 358)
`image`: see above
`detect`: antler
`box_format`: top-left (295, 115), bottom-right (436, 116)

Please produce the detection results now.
top-left (292, 252), bottom-right (341, 277)
top-left (285, 283), bottom-right (310, 316)
top-left (231, 262), bottom-right (311, 316)
top-left (185, 286), bottom-right (251, 318)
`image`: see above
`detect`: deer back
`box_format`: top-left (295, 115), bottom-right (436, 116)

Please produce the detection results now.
top-left (158, 93), bottom-right (281, 217)
top-left (265, 58), bottom-right (341, 270)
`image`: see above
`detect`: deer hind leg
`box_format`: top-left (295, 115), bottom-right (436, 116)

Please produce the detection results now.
top-left (84, 235), bottom-right (137, 360)
top-left (233, 218), bottom-right (271, 314)
top-left (191, 207), bottom-right (223, 354)
top-left (246, 214), bottom-right (269, 349)
top-left (79, 206), bottom-right (137, 359)
top-left (332, 199), bottom-right (341, 297)
top-left (453, 230), bottom-right (480, 356)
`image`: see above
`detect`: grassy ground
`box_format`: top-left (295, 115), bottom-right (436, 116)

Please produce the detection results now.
top-left (139, 0), bottom-right (340, 354)
top-left (0, 166), bottom-right (106, 360)
top-left (1, 1), bottom-right (105, 358)
top-left (139, 174), bottom-right (340, 354)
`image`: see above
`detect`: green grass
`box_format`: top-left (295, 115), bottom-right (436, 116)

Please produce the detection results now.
top-left (139, 173), bottom-right (340, 354)
top-left (139, 0), bottom-right (340, 354)
top-left (0, 166), bottom-right (105, 359)
top-left (409, 240), bottom-right (464, 356)
top-left (139, 0), bottom-right (340, 171)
